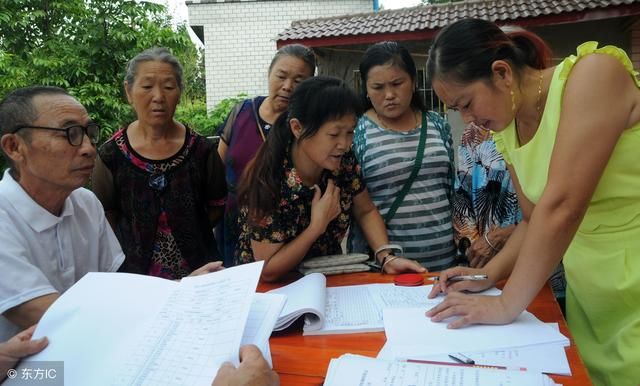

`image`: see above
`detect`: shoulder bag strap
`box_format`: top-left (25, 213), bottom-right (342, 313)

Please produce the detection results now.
top-left (250, 97), bottom-right (267, 141)
top-left (384, 111), bottom-right (428, 224)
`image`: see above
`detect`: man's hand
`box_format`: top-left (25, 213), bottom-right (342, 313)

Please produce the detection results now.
top-left (0, 325), bottom-right (48, 379)
top-left (212, 345), bottom-right (279, 386)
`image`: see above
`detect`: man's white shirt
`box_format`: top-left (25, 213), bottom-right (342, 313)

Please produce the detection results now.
top-left (0, 169), bottom-right (124, 341)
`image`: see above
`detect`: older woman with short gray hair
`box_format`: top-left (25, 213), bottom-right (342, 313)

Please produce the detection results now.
top-left (92, 47), bottom-right (227, 279)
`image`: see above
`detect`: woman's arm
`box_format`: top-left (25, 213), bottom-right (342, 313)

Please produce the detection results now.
top-left (352, 189), bottom-right (425, 274)
top-left (216, 101), bottom-right (244, 165)
top-left (251, 180), bottom-right (342, 282)
top-left (428, 54), bottom-right (635, 327)
top-left (217, 141), bottom-right (228, 165)
top-left (499, 54), bottom-right (634, 317)
top-left (351, 189), bottom-right (388, 256)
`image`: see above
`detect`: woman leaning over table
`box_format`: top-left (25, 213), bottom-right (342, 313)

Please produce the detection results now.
top-left (347, 41), bottom-right (456, 271)
top-left (425, 18), bottom-right (640, 385)
top-left (92, 47), bottom-right (226, 280)
top-left (217, 44), bottom-right (316, 266)
top-left (235, 76), bottom-right (425, 282)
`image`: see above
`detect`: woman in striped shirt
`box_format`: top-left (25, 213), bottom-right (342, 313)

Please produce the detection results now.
top-left (347, 41), bottom-right (457, 271)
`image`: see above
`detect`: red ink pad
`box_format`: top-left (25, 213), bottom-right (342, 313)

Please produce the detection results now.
top-left (394, 273), bottom-right (424, 286)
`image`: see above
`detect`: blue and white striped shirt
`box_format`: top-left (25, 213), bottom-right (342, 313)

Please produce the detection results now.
top-left (348, 111), bottom-right (456, 271)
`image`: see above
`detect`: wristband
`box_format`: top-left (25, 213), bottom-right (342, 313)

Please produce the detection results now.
top-left (381, 255), bottom-right (400, 274)
top-left (484, 233), bottom-right (498, 252)
top-left (374, 244), bottom-right (403, 262)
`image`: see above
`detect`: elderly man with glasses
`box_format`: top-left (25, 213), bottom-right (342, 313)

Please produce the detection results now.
top-left (0, 87), bottom-right (279, 386)
top-left (0, 86), bottom-right (125, 342)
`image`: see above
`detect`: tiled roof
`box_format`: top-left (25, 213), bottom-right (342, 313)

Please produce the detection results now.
top-left (278, 0), bottom-right (640, 42)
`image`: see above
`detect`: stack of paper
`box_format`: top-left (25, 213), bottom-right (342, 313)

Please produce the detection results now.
top-left (379, 289), bottom-right (571, 376)
top-left (268, 272), bottom-right (326, 331)
top-left (324, 354), bottom-right (561, 386)
top-left (380, 323), bottom-right (571, 375)
top-left (14, 261), bottom-right (285, 386)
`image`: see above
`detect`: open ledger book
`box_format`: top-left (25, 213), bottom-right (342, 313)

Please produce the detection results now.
top-left (267, 273), bottom-right (481, 335)
top-left (12, 261), bottom-right (287, 386)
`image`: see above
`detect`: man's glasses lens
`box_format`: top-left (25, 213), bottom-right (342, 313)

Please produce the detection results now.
top-left (69, 124), bottom-right (100, 146)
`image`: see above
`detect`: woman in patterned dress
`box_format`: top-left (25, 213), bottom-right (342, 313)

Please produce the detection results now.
top-left (92, 48), bottom-right (226, 279)
top-left (454, 122), bottom-right (520, 267)
top-left (217, 44), bottom-right (316, 266)
top-left (235, 76), bottom-right (425, 281)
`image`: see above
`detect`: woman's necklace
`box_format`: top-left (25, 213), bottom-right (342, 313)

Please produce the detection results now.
top-left (516, 69), bottom-right (544, 146)
top-left (376, 110), bottom-right (418, 132)
top-left (535, 69), bottom-right (544, 117)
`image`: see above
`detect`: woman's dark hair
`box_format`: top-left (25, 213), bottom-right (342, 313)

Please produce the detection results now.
top-left (238, 76), bottom-right (363, 223)
top-left (359, 41), bottom-right (424, 111)
top-left (427, 18), bottom-right (553, 85)
top-left (269, 44), bottom-right (317, 76)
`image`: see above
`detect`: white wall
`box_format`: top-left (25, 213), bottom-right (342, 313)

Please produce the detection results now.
top-left (188, 0), bottom-right (372, 110)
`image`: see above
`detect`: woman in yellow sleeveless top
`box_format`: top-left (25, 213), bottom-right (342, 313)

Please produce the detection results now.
top-left (424, 19), bottom-right (640, 386)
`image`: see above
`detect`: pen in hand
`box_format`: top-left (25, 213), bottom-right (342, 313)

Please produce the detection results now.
top-left (433, 274), bottom-right (488, 282)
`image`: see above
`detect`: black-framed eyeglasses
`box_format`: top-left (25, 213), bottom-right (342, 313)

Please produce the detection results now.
top-left (11, 123), bottom-right (101, 146)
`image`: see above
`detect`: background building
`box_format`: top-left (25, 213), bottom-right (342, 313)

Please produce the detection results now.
top-left (276, 0), bottom-right (640, 146)
top-left (187, 0), bottom-right (372, 110)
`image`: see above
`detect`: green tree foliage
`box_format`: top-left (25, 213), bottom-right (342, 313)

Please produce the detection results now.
top-left (0, 0), bottom-right (204, 141)
top-left (175, 93), bottom-right (247, 138)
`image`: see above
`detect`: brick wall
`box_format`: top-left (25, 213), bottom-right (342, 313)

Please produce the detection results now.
top-left (188, 0), bottom-right (372, 111)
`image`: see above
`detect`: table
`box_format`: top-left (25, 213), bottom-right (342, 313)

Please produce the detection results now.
top-left (258, 272), bottom-right (593, 386)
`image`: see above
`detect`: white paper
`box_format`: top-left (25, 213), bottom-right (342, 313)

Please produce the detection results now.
top-left (382, 307), bottom-right (569, 357)
top-left (378, 342), bottom-right (571, 376)
top-left (309, 283), bottom-right (501, 335)
top-left (268, 277), bottom-right (503, 335)
top-left (240, 293), bottom-right (286, 367)
top-left (323, 354), bottom-right (557, 386)
top-left (268, 272), bottom-right (326, 331)
top-left (368, 284), bottom-right (501, 310)
top-left (317, 285), bottom-right (384, 334)
top-left (21, 261), bottom-right (264, 386)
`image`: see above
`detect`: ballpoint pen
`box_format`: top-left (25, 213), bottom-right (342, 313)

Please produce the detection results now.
top-left (405, 358), bottom-right (527, 371)
top-left (433, 274), bottom-right (488, 282)
top-left (448, 353), bottom-right (475, 364)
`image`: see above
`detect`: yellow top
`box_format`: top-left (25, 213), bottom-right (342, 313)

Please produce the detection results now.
top-left (494, 42), bottom-right (640, 386)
